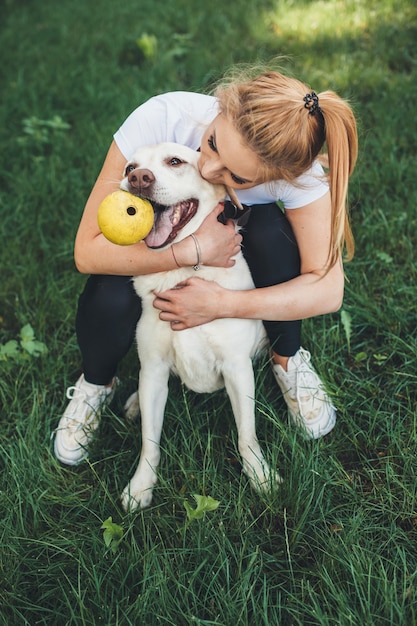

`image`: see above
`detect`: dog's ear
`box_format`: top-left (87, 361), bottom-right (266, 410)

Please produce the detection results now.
top-left (225, 186), bottom-right (243, 211)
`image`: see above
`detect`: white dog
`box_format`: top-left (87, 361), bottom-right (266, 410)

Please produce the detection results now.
top-left (119, 143), bottom-right (279, 511)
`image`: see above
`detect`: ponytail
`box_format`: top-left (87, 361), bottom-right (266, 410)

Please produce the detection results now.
top-left (318, 91), bottom-right (358, 265)
top-left (215, 69), bottom-right (358, 268)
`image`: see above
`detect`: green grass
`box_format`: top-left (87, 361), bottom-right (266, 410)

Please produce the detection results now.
top-left (1, 0), bottom-right (417, 624)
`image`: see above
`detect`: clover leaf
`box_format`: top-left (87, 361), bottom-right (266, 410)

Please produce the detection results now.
top-left (20, 324), bottom-right (48, 357)
top-left (101, 517), bottom-right (124, 553)
top-left (184, 494), bottom-right (220, 522)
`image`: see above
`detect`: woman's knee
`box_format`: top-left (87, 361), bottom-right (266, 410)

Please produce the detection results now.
top-left (77, 275), bottom-right (141, 323)
top-left (242, 203), bottom-right (300, 287)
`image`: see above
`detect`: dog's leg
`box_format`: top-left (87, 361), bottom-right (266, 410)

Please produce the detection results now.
top-left (223, 359), bottom-right (282, 492)
top-left (121, 361), bottom-right (170, 511)
top-left (124, 390), bottom-right (140, 421)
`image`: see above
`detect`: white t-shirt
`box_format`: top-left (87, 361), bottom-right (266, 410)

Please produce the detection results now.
top-left (114, 91), bottom-right (329, 209)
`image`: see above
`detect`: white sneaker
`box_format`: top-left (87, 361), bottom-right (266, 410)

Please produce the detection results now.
top-left (272, 348), bottom-right (336, 439)
top-left (53, 374), bottom-right (116, 466)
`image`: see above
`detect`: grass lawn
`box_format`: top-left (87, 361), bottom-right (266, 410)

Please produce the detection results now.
top-left (1, 0), bottom-right (417, 624)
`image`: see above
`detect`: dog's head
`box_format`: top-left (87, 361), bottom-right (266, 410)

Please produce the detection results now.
top-left (120, 143), bottom-right (225, 248)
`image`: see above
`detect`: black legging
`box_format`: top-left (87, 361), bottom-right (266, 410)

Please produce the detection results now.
top-left (76, 202), bottom-right (301, 385)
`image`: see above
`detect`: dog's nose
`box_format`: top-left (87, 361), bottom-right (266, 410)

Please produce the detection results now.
top-left (128, 168), bottom-right (155, 191)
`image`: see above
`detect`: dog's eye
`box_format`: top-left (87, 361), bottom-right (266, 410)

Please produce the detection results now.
top-left (168, 157), bottom-right (184, 167)
top-left (125, 164), bottom-right (136, 175)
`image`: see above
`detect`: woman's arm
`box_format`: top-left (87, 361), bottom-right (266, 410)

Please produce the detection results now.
top-left (153, 191), bottom-right (345, 328)
top-left (74, 141), bottom-right (241, 275)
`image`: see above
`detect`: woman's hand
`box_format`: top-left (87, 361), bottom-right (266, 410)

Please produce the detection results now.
top-left (153, 204), bottom-right (243, 329)
top-left (153, 277), bottom-right (228, 329)
top-left (174, 203), bottom-right (242, 269)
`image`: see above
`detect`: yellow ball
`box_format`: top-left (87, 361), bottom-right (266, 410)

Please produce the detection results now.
top-left (97, 190), bottom-right (154, 246)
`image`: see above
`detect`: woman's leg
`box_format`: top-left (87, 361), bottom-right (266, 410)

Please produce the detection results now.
top-left (76, 275), bottom-right (142, 385)
top-left (54, 275), bottom-right (142, 465)
top-left (240, 202), bottom-right (336, 439)
top-left (240, 203), bottom-right (302, 356)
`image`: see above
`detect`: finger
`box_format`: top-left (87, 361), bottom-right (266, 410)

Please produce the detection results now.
top-left (158, 310), bottom-right (179, 322)
top-left (172, 280), bottom-right (190, 289)
top-left (153, 281), bottom-right (189, 298)
top-left (152, 289), bottom-right (170, 301)
top-left (153, 296), bottom-right (175, 312)
top-left (170, 320), bottom-right (186, 331)
top-left (211, 201), bottom-right (226, 218)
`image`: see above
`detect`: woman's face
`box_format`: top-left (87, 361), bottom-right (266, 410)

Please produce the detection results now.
top-left (198, 114), bottom-right (263, 190)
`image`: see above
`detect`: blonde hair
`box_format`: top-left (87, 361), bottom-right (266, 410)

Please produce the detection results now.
top-left (214, 69), bottom-right (358, 267)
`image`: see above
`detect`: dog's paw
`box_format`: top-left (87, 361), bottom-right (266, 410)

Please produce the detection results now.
top-left (246, 465), bottom-right (283, 493)
top-left (264, 468), bottom-right (283, 490)
top-left (240, 449), bottom-right (283, 493)
top-left (120, 463), bottom-right (158, 512)
top-left (121, 481), bottom-right (155, 512)
top-left (124, 391), bottom-right (140, 421)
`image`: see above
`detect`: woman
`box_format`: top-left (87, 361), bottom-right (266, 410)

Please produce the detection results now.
top-left (53, 68), bottom-right (358, 466)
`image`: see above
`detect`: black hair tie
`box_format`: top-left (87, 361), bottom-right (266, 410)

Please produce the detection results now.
top-left (303, 91), bottom-right (322, 116)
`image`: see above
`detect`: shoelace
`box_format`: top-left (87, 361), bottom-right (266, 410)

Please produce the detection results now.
top-left (294, 351), bottom-right (327, 421)
top-left (66, 385), bottom-right (85, 401)
top-left (295, 356), bottom-right (321, 395)
top-left (64, 386), bottom-right (99, 428)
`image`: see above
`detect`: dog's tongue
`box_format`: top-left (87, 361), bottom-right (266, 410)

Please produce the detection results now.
top-left (145, 209), bottom-right (173, 248)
